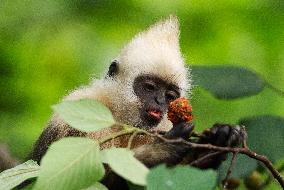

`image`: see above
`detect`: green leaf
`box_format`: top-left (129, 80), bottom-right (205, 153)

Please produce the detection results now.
top-left (82, 182), bottom-right (108, 190)
top-left (34, 137), bottom-right (105, 190)
top-left (146, 165), bottom-right (217, 190)
top-left (191, 65), bottom-right (265, 99)
top-left (239, 115), bottom-right (284, 162)
top-left (218, 154), bottom-right (258, 179)
top-left (219, 115), bottom-right (284, 179)
top-left (52, 99), bottom-right (115, 132)
top-left (101, 148), bottom-right (149, 186)
top-left (0, 160), bottom-right (39, 190)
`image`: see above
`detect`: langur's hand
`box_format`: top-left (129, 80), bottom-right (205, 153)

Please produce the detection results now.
top-left (166, 97), bottom-right (194, 140)
top-left (200, 124), bottom-right (245, 147)
top-left (164, 122), bottom-right (194, 140)
top-left (163, 122), bottom-right (194, 164)
top-left (189, 124), bottom-right (246, 169)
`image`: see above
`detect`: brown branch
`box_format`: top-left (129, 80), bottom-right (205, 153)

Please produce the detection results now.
top-left (259, 163), bottom-right (284, 189)
top-left (189, 151), bottom-right (223, 167)
top-left (127, 131), bottom-right (141, 149)
top-left (223, 153), bottom-right (238, 189)
top-left (99, 127), bottom-right (137, 145)
top-left (103, 127), bottom-right (284, 189)
top-left (149, 134), bottom-right (284, 189)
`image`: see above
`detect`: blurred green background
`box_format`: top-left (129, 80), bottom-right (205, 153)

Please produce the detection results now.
top-left (0, 0), bottom-right (283, 181)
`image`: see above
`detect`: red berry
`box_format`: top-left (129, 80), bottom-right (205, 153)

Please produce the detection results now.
top-left (167, 97), bottom-right (193, 124)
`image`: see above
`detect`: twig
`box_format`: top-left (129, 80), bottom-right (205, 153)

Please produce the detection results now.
top-left (191, 132), bottom-right (206, 138)
top-left (137, 129), bottom-right (284, 189)
top-left (99, 127), bottom-right (138, 145)
top-left (259, 163), bottom-right (284, 189)
top-left (189, 151), bottom-right (223, 167)
top-left (149, 134), bottom-right (284, 189)
top-left (223, 153), bottom-right (238, 189)
top-left (99, 126), bottom-right (284, 189)
top-left (240, 126), bottom-right (248, 149)
top-left (265, 81), bottom-right (284, 98)
top-left (127, 131), bottom-right (141, 149)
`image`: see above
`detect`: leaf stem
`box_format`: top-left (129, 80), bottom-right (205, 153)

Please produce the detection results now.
top-left (189, 151), bottom-right (223, 167)
top-left (98, 125), bottom-right (140, 145)
top-left (265, 81), bottom-right (284, 98)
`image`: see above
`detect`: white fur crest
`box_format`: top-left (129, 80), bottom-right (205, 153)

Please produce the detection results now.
top-left (116, 15), bottom-right (190, 95)
top-left (66, 16), bottom-right (191, 132)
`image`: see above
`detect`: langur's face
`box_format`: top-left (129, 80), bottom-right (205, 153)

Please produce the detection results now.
top-left (133, 74), bottom-right (180, 128)
top-left (105, 60), bottom-right (183, 129)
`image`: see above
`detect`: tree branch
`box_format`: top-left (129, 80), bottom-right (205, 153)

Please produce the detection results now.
top-left (189, 151), bottom-right (223, 167)
top-left (100, 126), bottom-right (284, 189)
top-left (150, 133), bottom-right (284, 189)
top-left (223, 153), bottom-right (238, 189)
top-left (98, 127), bottom-right (137, 145)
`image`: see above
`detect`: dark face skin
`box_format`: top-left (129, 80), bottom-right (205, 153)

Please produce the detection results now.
top-left (133, 75), bottom-right (180, 128)
top-left (106, 61), bottom-right (180, 128)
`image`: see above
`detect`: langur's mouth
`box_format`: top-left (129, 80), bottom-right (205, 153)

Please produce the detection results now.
top-left (146, 108), bottom-right (162, 121)
top-left (139, 107), bottom-right (164, 128)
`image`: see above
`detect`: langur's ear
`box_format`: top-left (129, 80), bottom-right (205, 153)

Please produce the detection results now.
top-left (107, 60), bottom-right (119, 77)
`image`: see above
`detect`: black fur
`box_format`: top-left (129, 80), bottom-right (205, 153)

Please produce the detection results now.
top-left (30, 123), bottom-right (86, 164)
top-left (107, 60), bottom-right (119, 77)
top-left (190, 124), bottom-right (244, 169)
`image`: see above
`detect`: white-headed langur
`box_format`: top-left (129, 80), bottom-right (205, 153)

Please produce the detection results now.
top-left (30, 16), bottom-right (244, 189)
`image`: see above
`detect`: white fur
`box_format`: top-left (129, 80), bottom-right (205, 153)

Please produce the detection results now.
top-left (65, 16), bottom-right (191, 132)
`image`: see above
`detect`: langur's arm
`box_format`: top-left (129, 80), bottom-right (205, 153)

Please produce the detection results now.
top-left (134, 142), bottom-right (188, 167)
top-left (29, 125), bottom-right (59, 163)
top-left (101, 140), bottom-right (190, 190)
top-left (101, 138), bottom-right (191, 190)
top-left (29, 116), bottom-right (86, 163)
top-left (134, 122), bottom-right (194, 167)
top-left (101, 122), bottom-right (194, 190)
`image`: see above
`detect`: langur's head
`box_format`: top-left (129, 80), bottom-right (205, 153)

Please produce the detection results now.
top-left (101, 16), bottom-right (191, 132)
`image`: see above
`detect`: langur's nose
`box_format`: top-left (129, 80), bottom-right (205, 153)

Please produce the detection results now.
top-left (155, 95), bottom-right (165, 105)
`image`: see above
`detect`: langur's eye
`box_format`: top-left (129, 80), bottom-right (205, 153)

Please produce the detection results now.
top-left (143, 81), bottom-right (156, 92)
top-left (166, 91), bottom-right (179, 102)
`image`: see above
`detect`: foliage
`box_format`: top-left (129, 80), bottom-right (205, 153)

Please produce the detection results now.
top-left (101, 148), bottom-right (149, 186)
top-left (192, 65), bottom-right (284, 188)
top-left (0, 100), bottom-right (217, 190)
top-left (1, 0), bottom-right (284, 161)
top-left (0, 160), bottom-right (39, 190)
top-left (146, 165), bottom-right (217, 190)
top-left (240, 115), bottom-right (284, 162)
top-left (1, 71), bottom-right (284, 189)
top-left (0, 1), bottom-right (284, 189)
top-left (218, 154), bottom-right (258, 179)
top-left (191, 65), bottom-right (265, 99)
top-left (82, 182), bottom-right (108, 190)
top-left (34, 138), bottom-right (105, 190)
top-left (52, 99), bottom-right (115, 132)
top-left (219, 115), bottom-right (284, 182)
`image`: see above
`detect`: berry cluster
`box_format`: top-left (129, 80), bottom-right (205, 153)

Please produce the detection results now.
top-left (167, 97), bottom-right (193, 124)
